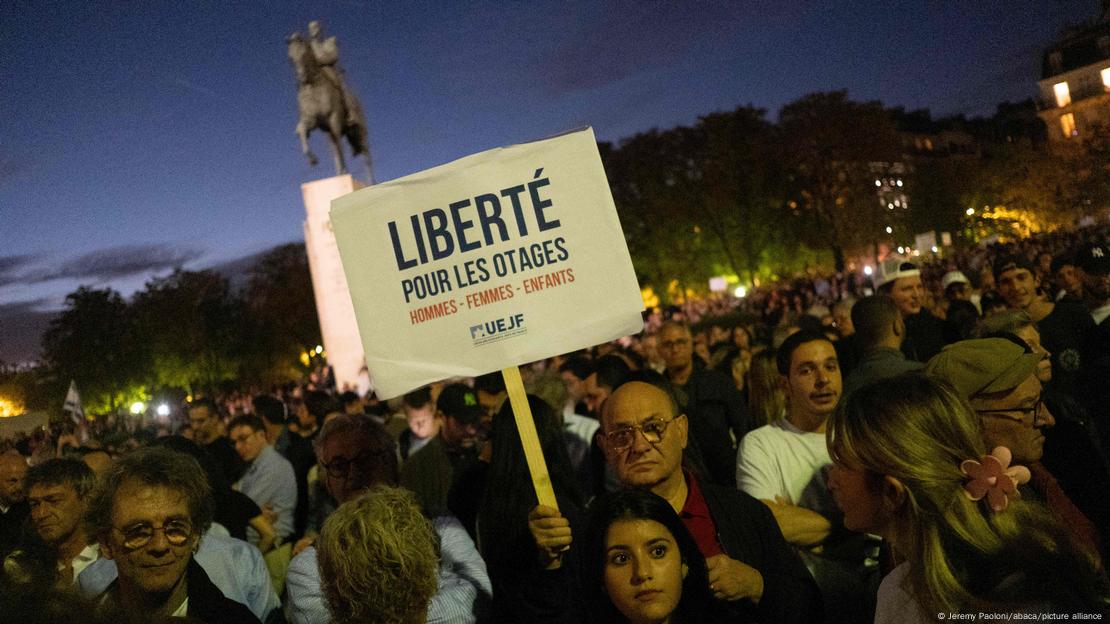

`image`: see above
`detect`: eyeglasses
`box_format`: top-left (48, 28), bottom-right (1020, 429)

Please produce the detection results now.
top-left (113, 520), bottom-right (193, 549)
top-left (603, 417), bottom-right (678, 451)
top-left (975, 397), bottom-right (1046, 424)
top-left (323, 448), bottom-right (391, 481)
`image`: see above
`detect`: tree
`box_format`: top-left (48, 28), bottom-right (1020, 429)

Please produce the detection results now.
top-left (696, 107), bottom-right (794, 285)
top-left (779, 91), bottom-right (903, 270)
top-left (241, 243), bottom-right (321, 383)
top-left (131, 270), bottom-right (243, 394)
top-left (41, 287), bottom-right (145, 413)
top-left (602, 132), bottom-right (727, 300)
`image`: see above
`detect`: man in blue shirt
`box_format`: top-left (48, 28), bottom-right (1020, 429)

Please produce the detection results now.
top-left (229, 415), bottom-right (298, 544)
top-left (286, 413), bottom-right (492, 624)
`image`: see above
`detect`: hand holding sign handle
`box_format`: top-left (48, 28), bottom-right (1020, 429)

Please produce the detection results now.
top-left (502, 366), bottom-right (559, 511)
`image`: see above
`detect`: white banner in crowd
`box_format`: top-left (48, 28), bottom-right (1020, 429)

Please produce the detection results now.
top-left (331, 128), bottom-right (645, 398)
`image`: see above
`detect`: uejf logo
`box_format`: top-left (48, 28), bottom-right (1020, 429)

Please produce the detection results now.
top-left (470, 313), bottom-right (526, 346)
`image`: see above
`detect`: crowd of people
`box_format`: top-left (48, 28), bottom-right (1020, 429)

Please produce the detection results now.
top-left (2, 222), bottom-right (1110, 622)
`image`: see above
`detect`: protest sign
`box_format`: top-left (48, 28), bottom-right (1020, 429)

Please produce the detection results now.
top-left (330, 128), bottom-right (645, 399)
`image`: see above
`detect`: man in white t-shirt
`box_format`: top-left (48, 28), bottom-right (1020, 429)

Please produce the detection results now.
top-left (736, 330), bottom-right (879, 624)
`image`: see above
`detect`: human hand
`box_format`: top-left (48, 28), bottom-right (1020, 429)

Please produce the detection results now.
top-left (262, 504), bottom-right (278, 525)
top-left (292, 534), bottom-right (315, 556)
top-left (527, 505), bottom-right (572, 570)
top-left (706, 554), bottom-right (764, 603)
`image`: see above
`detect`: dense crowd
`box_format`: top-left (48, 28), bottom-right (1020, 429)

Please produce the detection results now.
top-left (2, 223), bottom-right (1110, 623)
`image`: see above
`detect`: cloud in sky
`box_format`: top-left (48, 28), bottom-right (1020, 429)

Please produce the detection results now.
top-left (2, 244), bottom-right (205, 287)
top-left (0, 254), bottom-right (36, 286)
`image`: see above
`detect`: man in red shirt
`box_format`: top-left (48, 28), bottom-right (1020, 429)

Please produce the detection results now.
top-left (529, 380), bottom-right (820, 623)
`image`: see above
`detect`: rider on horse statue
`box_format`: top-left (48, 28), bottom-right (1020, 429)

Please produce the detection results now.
top-left (307, 20), bottom-right (359, 128)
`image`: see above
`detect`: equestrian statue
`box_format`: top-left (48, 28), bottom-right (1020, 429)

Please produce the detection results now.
top-left (287, 20), bottom-right (373, 180)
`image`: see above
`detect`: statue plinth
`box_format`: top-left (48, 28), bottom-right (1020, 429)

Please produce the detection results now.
top-left (302, 174), bottom-right (366, 393)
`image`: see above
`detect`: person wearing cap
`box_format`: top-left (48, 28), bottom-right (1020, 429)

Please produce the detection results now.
top-left (940, 270), bottom-right (980, 340)
top-left (874, 257), bottom-right (955, 362)
top-left (1075, 242), bottom-right (1110, 459)
top-left (1050, 252), bottom-right (1085, 303)
top-left (1076, 242), bottom-right (1110, 326)
top-left (925, 338), bottom-right (1103, 564)
top-left (993, 253), bottom-right (1095, 398)
top-left (401, 383), bottom-right (484, 516)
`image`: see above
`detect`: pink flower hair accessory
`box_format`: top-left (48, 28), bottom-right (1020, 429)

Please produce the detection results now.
top-left (959, 446), bottom-right (1031, 512)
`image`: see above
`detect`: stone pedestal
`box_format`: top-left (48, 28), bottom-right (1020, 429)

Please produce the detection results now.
top-left (302, 175), bottom-right (367, 393)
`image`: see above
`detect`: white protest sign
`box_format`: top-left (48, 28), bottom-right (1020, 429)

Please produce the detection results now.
top-left (330, 127), bottom-right (645, 399)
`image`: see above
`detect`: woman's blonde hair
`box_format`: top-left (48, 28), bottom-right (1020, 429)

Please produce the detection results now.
top-left (317, 485), bottom-right (439, 624)
top-left (747, 350), bottom-right (785, 427)
top-left (828, 373), bottom-right (1106, 614)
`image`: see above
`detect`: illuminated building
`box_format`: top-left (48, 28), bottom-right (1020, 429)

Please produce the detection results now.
top-left (1037, 2), bottom-right (1110, 142)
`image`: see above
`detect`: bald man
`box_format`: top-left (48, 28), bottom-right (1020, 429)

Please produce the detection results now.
top-left (529, 381), bottom-right (820, 623)
top-left (0, 452), bottom-right (29, 557)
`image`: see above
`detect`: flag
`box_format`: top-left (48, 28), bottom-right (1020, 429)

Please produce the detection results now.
top-left (63, 380), bottom-right (84, 424)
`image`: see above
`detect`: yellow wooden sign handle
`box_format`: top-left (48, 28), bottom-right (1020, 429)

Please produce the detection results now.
top-left (501, 366), bottom-right (560, 511)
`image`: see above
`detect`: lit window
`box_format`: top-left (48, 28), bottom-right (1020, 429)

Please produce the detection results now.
top-left (1060, 113), bottom-right (1077, 138)
top-left (1102, 68), bottom-right (1110, 90)
top-left (1054, 82), bottom-right (1071, 107)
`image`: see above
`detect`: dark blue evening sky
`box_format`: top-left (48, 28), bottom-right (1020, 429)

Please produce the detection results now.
top-left (0, 0), bottom-right (1096, 361)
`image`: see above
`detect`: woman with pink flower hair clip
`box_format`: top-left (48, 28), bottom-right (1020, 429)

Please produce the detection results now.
top-left (826, 373), bottom-right (1108, 621)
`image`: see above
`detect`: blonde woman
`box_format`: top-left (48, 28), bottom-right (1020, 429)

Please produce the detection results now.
top-left (745, 351), bottom-right (785, 428)
top-left (826, 374), bottom-right (1107, 620)
top-left (317, 485), bottom-right (439, 624)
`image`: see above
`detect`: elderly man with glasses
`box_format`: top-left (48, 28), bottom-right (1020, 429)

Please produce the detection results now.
top-left (285, 412), bottom-right (492, 624)
top-left (926, 337), bottom-right (1103, 565)
top-left (528, 379), bottom-right (820, 623)
top-left (84, 447), bottom-right (259, 623)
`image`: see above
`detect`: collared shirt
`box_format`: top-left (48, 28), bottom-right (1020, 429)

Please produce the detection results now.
top-left (235, 445), bottom-right (297, 541)
top-left (77, 531), bottom-right (280, 622)
top-left (64, 543), bottom-right (100, 583)
top-left (679, 472), bottom-right (724, 559)
top-left (1092, 302), bottom-right (1110, 326)
top-left (286, 515), bottom-right (493, 624)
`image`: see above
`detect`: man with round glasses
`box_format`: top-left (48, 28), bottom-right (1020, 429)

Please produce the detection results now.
top-left (84, 447), bottom-right (258, 622)
top-left (529, 379), bottom-right (820, 622)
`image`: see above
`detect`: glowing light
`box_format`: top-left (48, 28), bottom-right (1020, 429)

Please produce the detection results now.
top-left (1054, 81), bottom-right (1071, 107)
top-left (931, 246), bottom-right (939, 253)
top-left (885, 226), bottom-right (893, 234)
top-left (156, 403), bottom-right (170, 416)
top-left (130, 401), bottom-right (146, 415)
top-left (1060, 113), bottom-right (1077, 138)
top-left (874, 180), bottom-right (881, 187)
top-left (887, 203), bottom-right (894, 210)
top-left (897, 246), bottom-right (905, 254)
top-left (1102, 67), bottom-right (1110, 90)
top-left (863, 265), bottom-right (873, 276)
top-left (0, 397), bottom-right (25, 418)
top-left (896, 179), bottom-right (903, 187)
top-left (734, 286), bottom-right (747, 298)
top-left (893, 200), bottom-right (901, 207)
top-left (966, 208), bottom-right (975, 216)
top-left (299, 351), bottom-right (310, 367)
top-left (912, 249), bottom-right (921, 257)
top-left (315, 345), bottom-right (324, 354)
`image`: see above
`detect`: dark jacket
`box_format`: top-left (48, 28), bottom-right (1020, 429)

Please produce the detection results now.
top-left (842, 346), bottom-right (924, 397)
top-left (0, 500), bottom-right (28, 558)
top-left (185, 558), bottom-right (262, 624)
top-left (675, 366), bottom-right (750, 487)
top-left (902, 310), bottom-right (957, 363)
top-left (517, 481), bottom-right (822, 624)
top-left (701, 482), bottom-right (824, 624)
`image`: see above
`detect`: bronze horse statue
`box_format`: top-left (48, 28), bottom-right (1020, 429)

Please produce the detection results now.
top-left (286, 33), bottom-right (372, 179)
